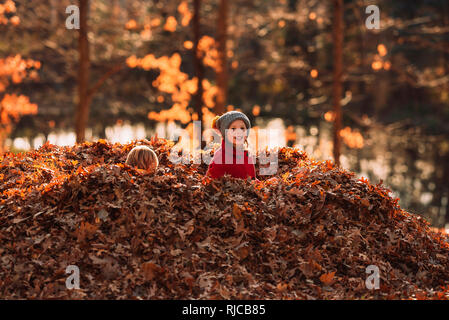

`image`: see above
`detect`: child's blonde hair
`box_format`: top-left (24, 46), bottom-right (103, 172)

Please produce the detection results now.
top-left (125, 145), bottom-right (159, 171)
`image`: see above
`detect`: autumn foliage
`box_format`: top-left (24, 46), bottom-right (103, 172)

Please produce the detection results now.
top-left (0, 1), bottom-right (40, 151)
top-left (126, 47), bottom-right (218, 126)
top-left (0, 0), bottom-right (19, 25)
top-left (0, 138), bottom-right (449, 299)
top-left (126, 1), bottom-right (221, 128)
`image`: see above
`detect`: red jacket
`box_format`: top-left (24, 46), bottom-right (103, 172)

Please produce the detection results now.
top-left (207, 139), bottom-right (256, 179)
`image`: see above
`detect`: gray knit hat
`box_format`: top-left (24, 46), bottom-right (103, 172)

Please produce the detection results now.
top-left (214, 111), bottom-right (251, 138)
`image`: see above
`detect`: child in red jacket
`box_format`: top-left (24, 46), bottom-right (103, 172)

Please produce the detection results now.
top-left (206, 111), bottom-right (256, 180)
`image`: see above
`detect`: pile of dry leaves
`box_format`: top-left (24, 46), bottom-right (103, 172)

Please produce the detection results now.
top-left (1, 138), bottom-right (448, 299)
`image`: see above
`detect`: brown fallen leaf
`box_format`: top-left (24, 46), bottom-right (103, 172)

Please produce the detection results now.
top-left (319, 271), bottom-right (336, 286)
top-left (142, 262), bottom-right (162, 281)
top-left (233, 203), bottom-right (243, 220)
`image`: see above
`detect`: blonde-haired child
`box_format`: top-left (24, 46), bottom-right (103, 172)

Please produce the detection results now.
top-left (125, 145), bottom-right (158, 173)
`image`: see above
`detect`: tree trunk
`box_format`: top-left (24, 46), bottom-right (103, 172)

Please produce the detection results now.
top-left (75, 0), bottom-right (91, 143)
top-left (332, 0), bottom-right (343, 167)
top-left (50, 0), bottom-right (58, 27)
top-left (215, 0), bottom-right (229, 115)
top-left (193, 0), bottom-right (204, 136)
top-left (442, 1), bottom-right (449, 227)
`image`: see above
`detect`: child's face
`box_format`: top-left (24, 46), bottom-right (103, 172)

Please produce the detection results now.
top-left (226, 119), bottom-right (247, 147)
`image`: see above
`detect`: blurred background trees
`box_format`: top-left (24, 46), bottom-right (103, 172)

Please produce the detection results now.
top-left (0, 0), bottom-right (39, 151)
top-left (1, 0), bottom-right (449, 227)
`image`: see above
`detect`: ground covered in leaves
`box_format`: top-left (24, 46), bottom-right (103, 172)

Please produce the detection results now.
top-left (1, 138), bottom-right (449, 299)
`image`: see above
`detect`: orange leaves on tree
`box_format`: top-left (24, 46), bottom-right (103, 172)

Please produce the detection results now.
top-left (125, 7), bottom-right (224, 130)
top-left (371, 45), bottom-right (390, 71)
top-left (140, 53), bottom-right (156, 70)
top-left (182, 78), bottom-right (198, 95)
top-left (309, 12), bottom-right (317, 20)
top-left (178, 1), bottom-right (192, 27)
top-left (125, 19), bottom-right (137, 30)
top-left (0, 55), bottom-right (40, 91)
top-left (128, 50), bottom-right (218, 124)
top-left (9, 14), bottom-right (18, 25)
top-left (377, 44), bottom-right (388, 57)
top-left (371, 59), bottom-right (383, 71)
top-left (140, 24), bottom-right (152, 40)
top-left (184, 40), bottom-right (193, 50)
top-left (339, 127), bottom-right (364, 149)
top-left (150, 18), bottom-right (161, 28)
top-left (148, 103), bottom-right (191, 124)
top-left (202, 106), bottom-right (217, 128)
top-left (202, 78), bottom-right (218, 108)
top-left (324, 110), bottom-right (364, 149)
top-left (3, 0), bottom-right (15, 13)
top-left (324, 111), bottom-right (335, 122)
top-left (0, 0), bottom-right (17, 25)
top-left (164, 16), bottom-right (177, 32)
top-left (126, 17), bottom-right (154, 40)
top-left (128, 53), bottom-right (191, 120)
top-left (198, 36), bottom-right (219, 71)
top-left (126, 55), bottom-right (138, 68)
top-left (0, 53), bottom-right (40, 151)
top-left (252, 105), bottom-right (261, 116)
top-left (1, 94), bottom-right (37, 123)
top-left (169, 53), bottom-right (182, 69)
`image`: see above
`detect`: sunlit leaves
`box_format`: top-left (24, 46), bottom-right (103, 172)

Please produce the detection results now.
top-left (125, 55), bottom-right (138, 68)
top-left (124, 3), bottom-right (226, 131)
top-left (183, 40), bottom-right (193, 49)
top-left (178, 1), bottom-right (192, 27)
top-left (198, 36), bottom-right (219, 70)
top-left (319, 271), bottom-right (336, 286)
top-left (0, 0), bottom-right (18, 25)
top-left (252, 105), bottom-right (260, 116)
top-left (371, 45), bottom-right (390, 71)
top-left (125, 19), bottom-right (137, 30)
top-left (371, 59), bottom-right (383, 71)
top-left (0, 139), bottom-right (448, 299)
top-left (163, 16), bottom-right (177, 32)
top-left (0, 3), bottom-right (40, 151)
top-left (339, 127), bottom-right (364, 149)
top-left (127, 47), bottom-right (219, 124)
top-left (377, 44), bottom-right (388, 57)
top-left (0, 55), bottom-right (41, 92)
